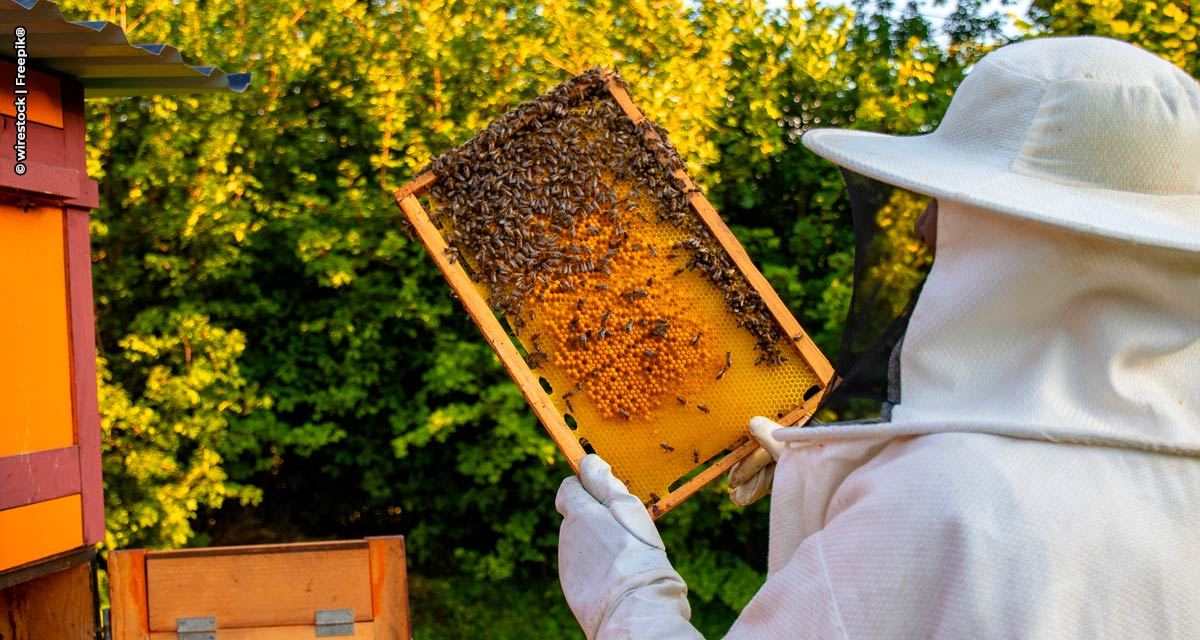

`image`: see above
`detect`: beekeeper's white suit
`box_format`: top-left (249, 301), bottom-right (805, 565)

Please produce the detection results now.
top-left (556, 36), bottom-right (1200, 639)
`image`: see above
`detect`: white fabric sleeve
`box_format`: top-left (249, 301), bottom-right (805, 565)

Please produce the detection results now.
top-left (597, 574), bottom-right (705, 640)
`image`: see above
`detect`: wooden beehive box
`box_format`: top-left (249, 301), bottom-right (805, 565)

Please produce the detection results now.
top-left (396, 68), bottom-right (833, 516)
top-left (0, 56), bottom-right (103, 585)
top-left (108, 537), bottom-right (411, 639)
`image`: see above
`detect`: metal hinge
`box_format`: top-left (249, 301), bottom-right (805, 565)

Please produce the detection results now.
top-left (177, 616), bottom-right (217, 640)
top-left (315, 608), bottom-right (355, 637)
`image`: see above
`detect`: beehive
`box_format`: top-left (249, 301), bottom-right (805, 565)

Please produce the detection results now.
top-left (395, 68), bottom-right (832, 516)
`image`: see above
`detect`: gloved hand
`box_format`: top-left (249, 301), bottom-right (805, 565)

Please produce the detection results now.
top-left (727, 416), bottom-right (787, 507)
top-left (557, 454), bottom-right (702, 640)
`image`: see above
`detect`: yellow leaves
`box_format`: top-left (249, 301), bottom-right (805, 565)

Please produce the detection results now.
top-left (427, 409), bottom-right (455, 435)
top-left (1162, 2), bottom-right (1187, 24)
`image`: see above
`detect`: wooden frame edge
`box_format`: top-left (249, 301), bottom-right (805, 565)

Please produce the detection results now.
top-left (367, 536), bottom-right (411, 640)
top-left (65, 208), bottom-right (104, 546)
top-left (108, 548), bottom-right (150, 640)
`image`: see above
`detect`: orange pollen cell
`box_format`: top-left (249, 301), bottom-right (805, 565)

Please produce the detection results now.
top-left (523, 203), bottom-right (712, 420)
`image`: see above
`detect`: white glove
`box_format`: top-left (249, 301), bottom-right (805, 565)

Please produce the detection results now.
top-left (557, 455), bottom-right (703, 640)
top-left (727, 416), bottom-right (787, 507)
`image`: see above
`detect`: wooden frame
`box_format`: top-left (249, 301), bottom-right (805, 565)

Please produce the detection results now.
top-left (395, 69), bottom-right (832, 518)
top-left (109, 537), bottom-right (411, 639)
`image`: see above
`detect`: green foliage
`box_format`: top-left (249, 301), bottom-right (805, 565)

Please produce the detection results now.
top-left (1026, 0), bottom-right (1199, 75)
top-left (68, 0), bottom-right (1193, 635)
top-left (99, 311), bottom-right (265, 550)
top-left (409, 574), bottom-right (583, 639)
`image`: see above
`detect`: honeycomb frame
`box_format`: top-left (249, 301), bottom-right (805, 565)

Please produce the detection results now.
top-left (394, 68), bottom-right (833, 518)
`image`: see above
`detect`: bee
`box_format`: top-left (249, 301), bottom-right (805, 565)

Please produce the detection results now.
top-left (716, 367), bottom-right (727, 380)
top-left (676, 396), bottom-right (686, 405)
top-left (726, 352), bottom-right (732, 368)
top-left (643, 349), bottom-right (657, 358)
top-left (618, 407), bottom-right (631, 420)
top-left (692, 447), bottom-right (700, 464)
top-left (625, 320), bottom-right (634, 332)
top-left (673, 267), bottom-right (685, 276)
top-left (647, 492), bottom-right (661, 506)
top-left (648, 245), bottom-right (658, 257)
top-left (691, 332), bottom-right (703, 345)
top-left (697, 404), bottom-right (710, 414)
top-left (660, 443), bottom-right (675, 453)
top-left (566, 398), bottom-right (576, 413)
top-left (646, 276), bottom-right (655, 286)
top-left (563, 390), bottom-right (576, 399)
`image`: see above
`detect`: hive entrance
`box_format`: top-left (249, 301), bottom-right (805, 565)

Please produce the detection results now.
top-left (397, 68), bottom-right (831, 517)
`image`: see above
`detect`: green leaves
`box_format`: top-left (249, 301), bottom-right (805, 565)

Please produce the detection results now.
top-left (99, 311), bottom-right (266, 550)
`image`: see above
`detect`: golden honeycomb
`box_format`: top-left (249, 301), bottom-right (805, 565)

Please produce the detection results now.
top-left (417, 69), bottom-right (826, 506)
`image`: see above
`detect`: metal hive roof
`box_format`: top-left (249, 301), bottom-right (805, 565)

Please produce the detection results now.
top-left (0, 0), bottom-right (250, 98)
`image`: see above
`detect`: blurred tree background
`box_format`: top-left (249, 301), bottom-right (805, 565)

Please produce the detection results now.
top-left (58, 0), bottom-right (1196, 636)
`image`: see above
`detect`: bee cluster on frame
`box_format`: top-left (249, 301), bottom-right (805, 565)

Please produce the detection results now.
top-left (425, 69), bottom-right (788, 425)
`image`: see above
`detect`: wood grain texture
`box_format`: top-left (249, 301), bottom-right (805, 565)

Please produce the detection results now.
top-left (139, 539), bottom-right (365, 560)
top-left (145, 546), bottom-right (372, 631)
top-left (0, 561), bottom-right (96, 640)
top-left (367, 536), bottom-right (410, 640)
top-left (108, 549), bottom-right (150, 640)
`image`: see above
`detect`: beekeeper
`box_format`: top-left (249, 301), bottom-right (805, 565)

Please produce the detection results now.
top-left (556, 36), bottom-right (1200, 638)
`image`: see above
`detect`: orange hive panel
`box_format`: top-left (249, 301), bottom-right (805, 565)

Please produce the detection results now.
top-left (0, 494), bottom-right (83, 572)
top-left (402, 68), bottom-right (829, 511)
top-left (0, 205), bottom-right (74, 458)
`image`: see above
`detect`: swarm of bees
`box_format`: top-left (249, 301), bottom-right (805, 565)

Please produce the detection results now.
top-left (424, 68), bottom-right (788, 422)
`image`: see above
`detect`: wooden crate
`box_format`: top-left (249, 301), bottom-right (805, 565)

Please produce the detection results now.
top-left (108, 537), bottom-right (410, 639)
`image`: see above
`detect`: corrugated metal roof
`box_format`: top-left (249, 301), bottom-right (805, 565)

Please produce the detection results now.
top-left (0, 0), bottom-right (250, 98)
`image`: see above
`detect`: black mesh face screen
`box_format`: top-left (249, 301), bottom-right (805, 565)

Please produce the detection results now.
top-left (815, 170), bottom-right (934, 420)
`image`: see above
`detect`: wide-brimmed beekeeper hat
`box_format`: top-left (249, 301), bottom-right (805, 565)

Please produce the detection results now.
top-left (803, 36), bottom-right (1200, 253)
